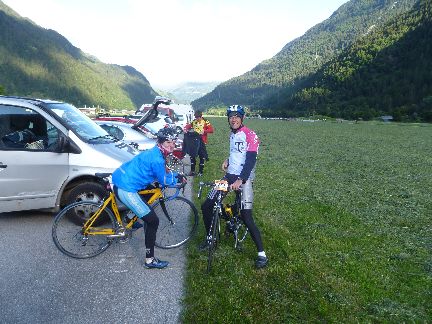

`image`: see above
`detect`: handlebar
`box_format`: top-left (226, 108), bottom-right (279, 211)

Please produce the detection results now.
top-left (198, 181), bottom-right (214, 199)
top-left (198, 180), bottom-right (242, 199)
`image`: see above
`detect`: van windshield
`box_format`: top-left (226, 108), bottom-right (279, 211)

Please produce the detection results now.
top-left (45, 102), bottom-right (115, 143)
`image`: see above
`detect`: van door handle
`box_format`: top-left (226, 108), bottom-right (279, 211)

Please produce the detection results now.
top-left (0, 163), bottom-right (7, 168)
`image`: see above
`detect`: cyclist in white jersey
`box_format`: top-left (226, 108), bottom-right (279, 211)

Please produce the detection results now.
top-left (200, 105), bottom-right (268, 269)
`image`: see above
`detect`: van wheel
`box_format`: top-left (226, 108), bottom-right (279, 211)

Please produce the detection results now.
top-left (176, 126), bottom-right (183, 134)
top-left (65, 182), bottom-right (108, 225)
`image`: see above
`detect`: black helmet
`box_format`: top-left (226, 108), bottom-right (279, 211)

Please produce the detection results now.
top-left (194, 110), bottom-right (203, 118)
top-left (157, 127), bottom-right (178, 143)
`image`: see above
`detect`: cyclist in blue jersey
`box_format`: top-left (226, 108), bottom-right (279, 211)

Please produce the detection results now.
top-left (112, 127), bottom-right (183, 269)
top-left (200, 105), bottom-right (268, 269)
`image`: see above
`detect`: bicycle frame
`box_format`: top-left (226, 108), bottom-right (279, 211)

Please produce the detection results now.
top-left (198, 180), bottom-right (248, 248)
top-left (82, 185), bottom-right (170, 236)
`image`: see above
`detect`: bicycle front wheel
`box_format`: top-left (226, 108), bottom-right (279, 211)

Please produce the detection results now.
top-left (52, 201), bottom-right (117, 258)
top-left (207, 210), bottom-right (220, 273)
top-left (153, 196), bottom-right (198, 249)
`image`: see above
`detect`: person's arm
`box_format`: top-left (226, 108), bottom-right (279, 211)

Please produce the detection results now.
top-left (239, 151), bottom-right (257, 181)
top-left (153, 160), bottom-right (177, 186)
top-left (239, 129), bottom-right (260, 181)
top-left (222, 158), bottom-right (229, 171)
top-left (204, 120), bottom-right (214, 134)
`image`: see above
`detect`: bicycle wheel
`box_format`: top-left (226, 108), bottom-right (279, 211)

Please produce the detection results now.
top-left (207, 210), bottom-right (220, 273)
top-left (52, 201), bottom-right (117, 258)
top-left (153, 196), bottom-right (198, 249)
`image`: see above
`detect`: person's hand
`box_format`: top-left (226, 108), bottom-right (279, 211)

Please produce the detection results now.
top-left (176, 174), bottom-right (187, 183)
top-left (230, 179), bottom-right (242, 191)
top-left (222, 159), bottom-right (229, 171)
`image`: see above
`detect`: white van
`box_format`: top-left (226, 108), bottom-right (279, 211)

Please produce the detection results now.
top-left (0, 96), bottom-right (138, 214)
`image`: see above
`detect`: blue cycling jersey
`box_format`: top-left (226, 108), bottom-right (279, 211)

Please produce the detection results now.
top-left (112, 145), bottom-right (177, 192)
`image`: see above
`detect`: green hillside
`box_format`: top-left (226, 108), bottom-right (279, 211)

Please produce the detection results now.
top-left (192, 0), bottom-right (418, 113)
top-left (264, 0), bottom-right (432, 122)
top-left (0, 1), bottom-right (157, 109)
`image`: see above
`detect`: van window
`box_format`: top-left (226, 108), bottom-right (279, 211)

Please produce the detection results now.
top-left (0, 105), bottom-right (60, 151)
top-left (45, 102), bottom-right (114, 144)
top-left (99, 124), bottom-right (125, 140)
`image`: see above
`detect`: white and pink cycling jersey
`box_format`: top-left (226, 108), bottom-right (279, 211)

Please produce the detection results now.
top-left (227, 126), bottom-right (260, 178)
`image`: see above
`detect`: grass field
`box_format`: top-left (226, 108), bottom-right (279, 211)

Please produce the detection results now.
top-left (181, 118), bottom-right (431, 322)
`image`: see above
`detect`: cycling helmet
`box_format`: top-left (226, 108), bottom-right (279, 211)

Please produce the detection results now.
top-left (194, 110), bottom-right (203, 118)
top-left (157, 127), bottom-right (178, 143)
top-left (227, 105), bottom-right (245, 118)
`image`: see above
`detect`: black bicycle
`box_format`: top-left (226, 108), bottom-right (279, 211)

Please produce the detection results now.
top-left (198, 180), bottom-right (248, 272)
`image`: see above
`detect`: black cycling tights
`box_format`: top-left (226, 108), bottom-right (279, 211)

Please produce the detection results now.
top-left (141, 210), bottom-right (159, 259)
top-left (240, 209), bottom-right (264, 252)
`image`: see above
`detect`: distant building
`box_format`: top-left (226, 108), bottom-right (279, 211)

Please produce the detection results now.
top-left (78, 107), bottom-right (97, 116)
top-left (380, 115), bottom-right (393, 122)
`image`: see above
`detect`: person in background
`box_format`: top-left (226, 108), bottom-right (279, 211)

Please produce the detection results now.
top-left (184, 111), bottom-right (214, 176)
top-left (112, 127), bottom-right (184, 269)
top-left (200, 105), bottom-right (268, 269)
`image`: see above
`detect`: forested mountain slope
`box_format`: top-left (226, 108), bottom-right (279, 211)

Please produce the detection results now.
top-left (0, 1), bottom-right (157, 109)
top-left (264, 0), bottom-right (432, 122)
top-left (192, 0), bottom-right (418, 111)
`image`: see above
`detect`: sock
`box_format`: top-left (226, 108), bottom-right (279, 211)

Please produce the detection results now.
top-left (258, 251), bottom-right (266, 258)
top-left (145, 257), bottom-right (154, 264)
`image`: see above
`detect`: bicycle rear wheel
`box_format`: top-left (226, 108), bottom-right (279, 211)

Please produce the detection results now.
top-left (52, 201), bottom-right (117, 258)
top-left (153, 196), bottom-right (198, 249)
top-left (207, 210), bottom-right (220, 273)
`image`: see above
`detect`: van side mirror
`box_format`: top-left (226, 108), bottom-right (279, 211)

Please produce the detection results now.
top-left (57, 135), bottom-right (81, 154)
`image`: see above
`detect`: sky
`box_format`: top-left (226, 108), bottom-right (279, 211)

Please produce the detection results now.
top-left (3, 0), bottom-right (348, 90)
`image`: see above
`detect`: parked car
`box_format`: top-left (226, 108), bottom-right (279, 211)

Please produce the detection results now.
top-left (95, 120), bottom-right (184, 159)
top-left (0, 95), bottom-right (141, 214)
top-left (95, 120), bottom-right (156, 151)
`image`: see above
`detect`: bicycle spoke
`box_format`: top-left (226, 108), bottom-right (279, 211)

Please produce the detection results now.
top-left (154, 197), bottom-right (198, 249)
top-left (52, 202), bottom-right (117, 258)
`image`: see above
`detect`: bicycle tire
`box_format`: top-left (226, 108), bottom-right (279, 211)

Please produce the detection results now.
top-left (52, 201), bottom-right (117, 258)
top-left (207, 209), bottom-right (220, 273)
top-left (153, 196), bottom-right (198, 249)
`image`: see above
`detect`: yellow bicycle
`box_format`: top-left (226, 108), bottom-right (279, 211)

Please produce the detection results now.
top-left (52, 173), bottom-right (198, 258)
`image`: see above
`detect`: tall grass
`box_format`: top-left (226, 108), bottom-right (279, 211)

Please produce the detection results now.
top-left (182, 118), bottom-right (432, 322)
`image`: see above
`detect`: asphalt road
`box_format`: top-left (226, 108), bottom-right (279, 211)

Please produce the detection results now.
top-left (0, 185), bottom-right (194, 324)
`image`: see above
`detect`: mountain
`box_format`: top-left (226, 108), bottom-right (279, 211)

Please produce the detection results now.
top-left (166, 81), bottom-right (220, 104)
top-left (0, 1), bottom-right (157, 109)
top-left (264, 0), bottom-right (432, 122)
top-left (192, 0), bottom-right (418, 111)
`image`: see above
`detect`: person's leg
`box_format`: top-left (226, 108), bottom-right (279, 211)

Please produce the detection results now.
top-left (240, 209), bottom-right (264, 252)
top-left (197, 140), bottom-right (207, 175)
top-left (190, 155), bottom-right (196, 175)
top-left (140, 209), bottom-right (158, 259)
top-left (116, 188), bottom-right (168, 269)
top-left (198, 156), bottom-right (205, 175)
top-left (201, 141), bottom-right (209, 161)
top-left (241, 180), bottom-right (268, 268)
